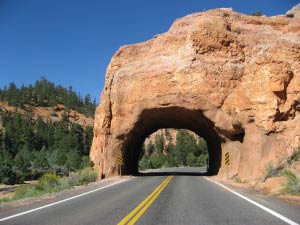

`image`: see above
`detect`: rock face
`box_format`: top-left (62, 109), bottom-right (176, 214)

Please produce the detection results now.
top-left (90, 8), bottom-right (300, 181)
top-left (286, 3), bottom-right (300, 18)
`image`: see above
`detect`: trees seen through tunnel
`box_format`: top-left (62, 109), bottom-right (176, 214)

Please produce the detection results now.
top-left (139, 129), bottom-right (208, 170)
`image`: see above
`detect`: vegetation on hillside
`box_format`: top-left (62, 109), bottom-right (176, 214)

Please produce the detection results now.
top-left (250, 11), bottom-right (263, 16)
top-left (139, 129), bottom-right (208, 170)
top-left (261, 147), bottom-right (300, 195)
top-left (0, 167), bottom-right (97, 204)
top-left (0, 77), bottom-right (96, 117)
top-left (0, 110), bottom-right (94, 184)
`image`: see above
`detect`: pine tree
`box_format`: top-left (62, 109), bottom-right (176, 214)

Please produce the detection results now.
top-left (83, 126), bottom-right (93, 155)
top-left (146, 141), bottom-right (155, 155)
top-left (65, 151), bottom-right (81, 172)
top-left (0, 150), bottom-right (17, 184)
top-left (0, 78), bottom-right (97, 117)
top-left (154, 133), bottom-right (165, 154)
top-left (14, 145), bottom-right (32, 181)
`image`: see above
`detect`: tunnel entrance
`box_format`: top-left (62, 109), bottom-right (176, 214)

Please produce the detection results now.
top-left (121, 107), bottom-right (222, 176)
top-left (138, 129), bottom-right (209, 173)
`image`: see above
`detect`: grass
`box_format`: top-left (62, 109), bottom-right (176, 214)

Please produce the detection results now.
top-left (0, 167), bottom-right (98, 204)
top-left (282, 169), bottom-right (300, 195)
top-left (0, 197), bottom-right (10, 204)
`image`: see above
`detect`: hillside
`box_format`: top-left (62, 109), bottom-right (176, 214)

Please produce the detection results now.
top-left (0, 102), bottom-right (94, 129)
top-left (0, 78), bottom-right (95, 185)
top-left (0, 77), bottom-right (96, 118)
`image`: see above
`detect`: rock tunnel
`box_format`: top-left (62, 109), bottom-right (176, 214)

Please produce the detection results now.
top-left (90, 9), bottom-right (300, 181)
top-left (122, 107), bottom-right (222, 175)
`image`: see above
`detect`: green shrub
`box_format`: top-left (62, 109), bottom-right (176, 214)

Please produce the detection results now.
top-left (287, 148), bottom-right (300, 165)
top-left (68, 172), bottom-right (81, 186)
top-left (251, 11), bottom-right (263, 16)
top-left (232, 175), bottom-right (242, 183)
top-left (282, 169), bottom-right (300, 195)
top-left (197, 154), bottom-right (208, 167)
top-left (262, 162), bottom-right (279, 182)
top-left (79, 167), bottom-right (98, 184)
top-left (1, 168), bottom-right (98, 205)
top-left (0, 197), bottom-right (10, 204)
top-left (13, 185), bottom-right (43, 200)
top-left (36, 173), bottom-right (59, 191)
top-left (58, 176), bottom-right (72, 189)
top-left (139, 155), bottom-right (150, 170)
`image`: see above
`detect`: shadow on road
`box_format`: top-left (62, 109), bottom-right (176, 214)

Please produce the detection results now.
top-left (136, 170), bottom-right (210, 177)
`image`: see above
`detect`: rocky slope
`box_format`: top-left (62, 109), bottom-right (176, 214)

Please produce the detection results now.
top-left (0, 101), bottom-right (94, 128)
top-left (91, 6), bottom-right (300, 183)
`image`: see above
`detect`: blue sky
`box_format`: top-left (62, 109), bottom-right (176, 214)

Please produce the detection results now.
top-left (0, 0), bottom-right (298, 102)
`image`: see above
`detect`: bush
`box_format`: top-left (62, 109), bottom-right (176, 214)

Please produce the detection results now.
top-left (0, 197), bottom-right (10, 204)
top-left (13, 185), bottom-right (42, 200)
top-left (36, 173), bottom-right (59, 191)
top-left (282, 170), bottom-right (300, 195)
top-left (197, 154), bottom-right (208, 167)
top-left (251, 11), bottom-right (263, 16)
top-left (287, 148), bottom-right (300, 165)
top-left (68, 172), bottom-right (81, 186)
top-left (1, 167), bottom-right (98, 204)
top-left (186, 152), bottom-right (198, 167)
top-left (79, 167), bottom-right (98, 184)
top-left (262, 162), bottom-right (279, 182)
top-left (58, 176), bottom-right (72, 189)
top-left (139, 155), bottom-right (150, 171)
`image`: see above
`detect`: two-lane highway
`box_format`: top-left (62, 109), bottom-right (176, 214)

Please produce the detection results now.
top-left (1, 168), bottom-right (300, 225)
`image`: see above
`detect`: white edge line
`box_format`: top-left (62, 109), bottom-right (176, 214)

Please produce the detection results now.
top-left (204, 177), bottom-right (299, 225)
top-left (0, 178), bottom-right (133, 222)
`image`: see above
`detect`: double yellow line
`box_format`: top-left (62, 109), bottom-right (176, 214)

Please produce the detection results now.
top-left (118, 176), bottom-right (173, 225)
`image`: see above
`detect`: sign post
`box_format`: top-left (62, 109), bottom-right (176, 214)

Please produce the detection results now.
top-left (225, 152), bottom-right (230, 180)
top-left (117, 152), bottom-right (124, 176)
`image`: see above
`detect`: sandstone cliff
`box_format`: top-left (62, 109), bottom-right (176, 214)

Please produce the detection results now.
top-left (91, 7), bottom-right (300, 182)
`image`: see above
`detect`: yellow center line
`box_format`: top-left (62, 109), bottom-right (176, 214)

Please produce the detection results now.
top-left (117, 176), bottom-right (173, 225)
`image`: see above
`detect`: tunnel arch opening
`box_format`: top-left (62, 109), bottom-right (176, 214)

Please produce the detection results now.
top-left (120, 107), bottom-right (222, 175)
top-left (138, 128), bottom-right (209, 173)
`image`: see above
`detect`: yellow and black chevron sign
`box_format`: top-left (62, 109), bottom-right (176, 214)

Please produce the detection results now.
top-left (117, 152), bottom-right (123, 165)
top-left (225, 152), bottom-right (230, 165)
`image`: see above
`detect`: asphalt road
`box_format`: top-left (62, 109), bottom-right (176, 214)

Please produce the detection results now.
top-left (1, 167), bottom-right (300, 225)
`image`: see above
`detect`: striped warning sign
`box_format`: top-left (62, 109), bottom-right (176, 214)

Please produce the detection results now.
top-left (117, 152), bottom-right (123, 165)
top-left (225, 152), bottom-right (230, 165)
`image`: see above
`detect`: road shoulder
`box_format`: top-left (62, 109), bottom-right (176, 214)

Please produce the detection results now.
top-left (0, 176), bottom-right (133, 220)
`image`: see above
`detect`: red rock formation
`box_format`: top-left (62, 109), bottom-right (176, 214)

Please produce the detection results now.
top-left (91, 8), bottom-right (300, 182)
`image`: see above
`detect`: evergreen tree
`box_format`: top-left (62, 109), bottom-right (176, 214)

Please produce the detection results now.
top-left (65, 151), bottom-right (81, 172)
top-left (14, 145), bottom-right (32, 181)
top-left (0, 150), bottom-right (17, 184)
top-left (175, 130), bottom-right (186, 165)
top-left (0, 78), bottom-right (97, 117)
top-left (154, 133), bottom-right (165, 154)
top-left (0, 110), bottom-right (94, 184)
top-left (83, 126), bottom-right (93, 155)
top-left (0, 78), bottom-right (97, 184)
top-left (139, 129), bottom-right (209, 170)
top-left (146, 140), bottom-right (155, 155)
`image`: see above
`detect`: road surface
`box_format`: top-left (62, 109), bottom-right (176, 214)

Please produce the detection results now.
top-left (1, 168), bottom-right (299, 225)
